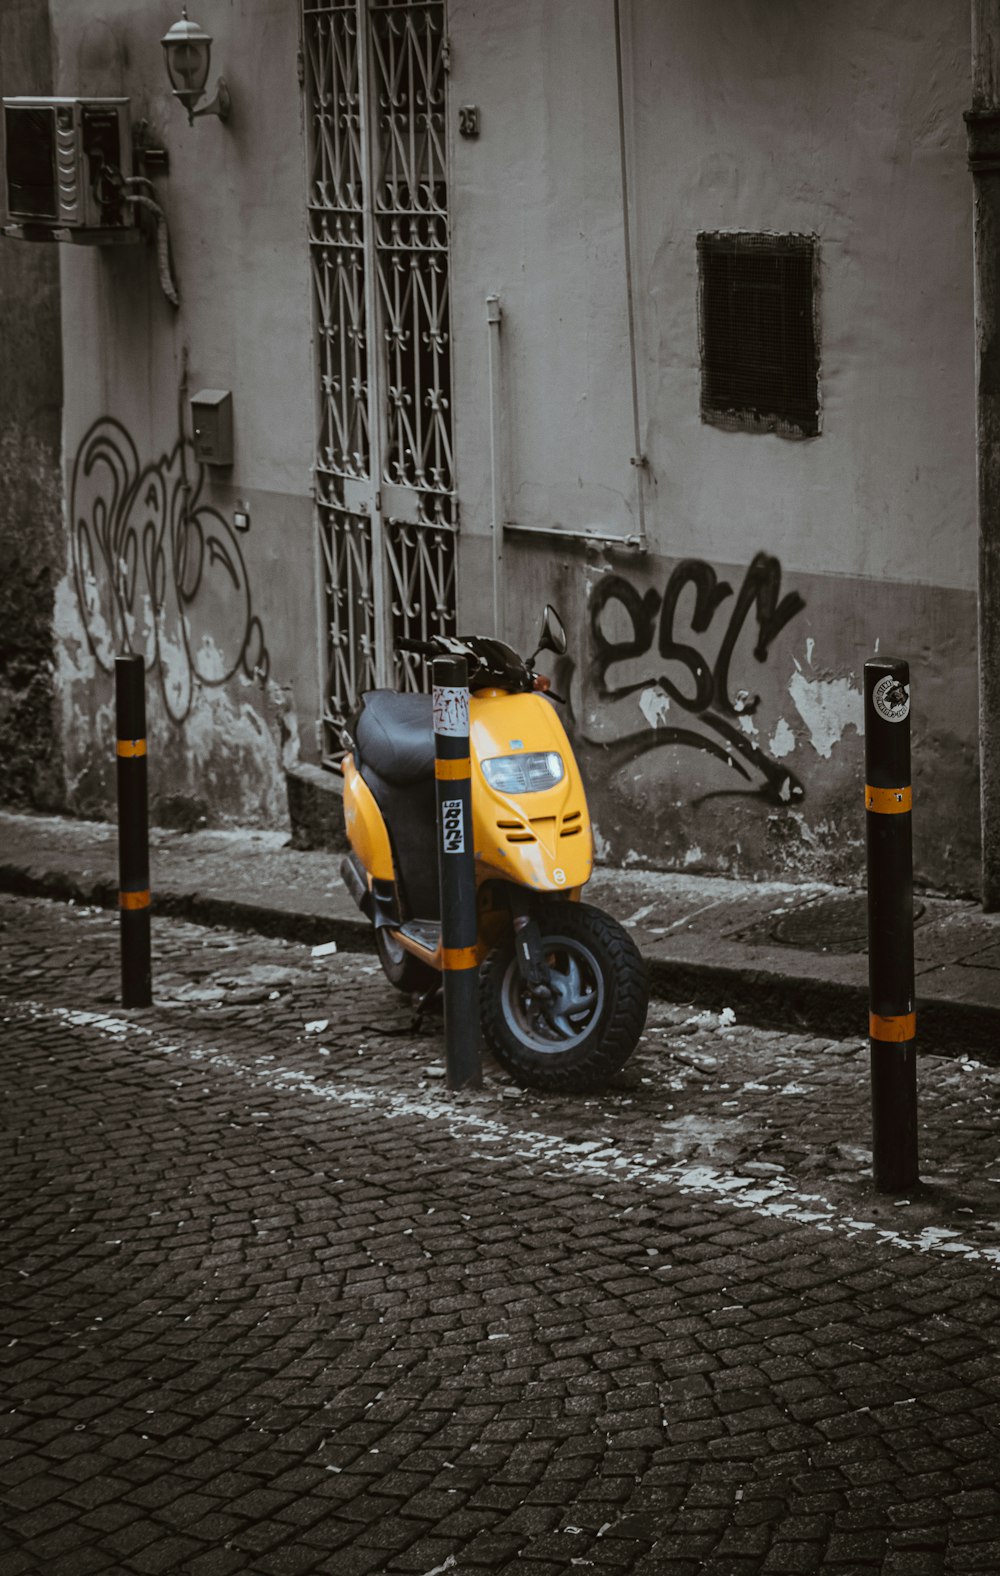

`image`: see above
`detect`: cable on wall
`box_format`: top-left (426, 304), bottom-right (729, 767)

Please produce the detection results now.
top-left (124, 178), bottom-right (180, 307)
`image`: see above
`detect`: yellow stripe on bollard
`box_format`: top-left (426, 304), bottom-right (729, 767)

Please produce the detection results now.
top-left (442, 944), bottom-right (479, 970)
top-left (117, 739), bottom-right (147, 758)
top-left (434, 758), bottom-right (471, 781)
top-left (865, 783), bottom-right (911, 814)
top-left (119, 889), bottom-right (151, 910)
top-left (870, 1010), bottom-right (916, 1042)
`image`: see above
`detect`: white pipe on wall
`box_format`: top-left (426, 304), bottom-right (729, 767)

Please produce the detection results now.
top-left (486, 292), bottom-right (505, 636)
top-left (614, 0), bottom-right (648, 551)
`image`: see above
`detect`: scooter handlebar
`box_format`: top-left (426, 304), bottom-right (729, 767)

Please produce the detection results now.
top-left (396, 636), bottom-right (439, 656)
top-left (396, 631), bottom-right (544, 692)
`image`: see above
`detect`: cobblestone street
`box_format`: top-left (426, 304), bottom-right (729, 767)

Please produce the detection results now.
top-left (2, 892), bottom-right (1000, 1575)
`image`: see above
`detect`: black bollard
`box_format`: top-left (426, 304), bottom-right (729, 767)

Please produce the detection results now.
top-left (432, 655), bottom-right (483, 1090)
top-left (115, 655), bottom-right (152, 1007)
top-left (864, 657), bottom-right (918, 1191)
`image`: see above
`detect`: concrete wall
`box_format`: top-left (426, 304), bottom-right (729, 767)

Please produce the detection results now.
top-left (48, 0), bottom-right (316, 829)
top-left (0, 0), bottom-right (65, 812)
top-left (449, 0), bottom-right (978, 893)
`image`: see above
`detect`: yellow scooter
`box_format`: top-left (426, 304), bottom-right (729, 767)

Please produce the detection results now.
top-left (339, 608), bottom-right (648, 1092)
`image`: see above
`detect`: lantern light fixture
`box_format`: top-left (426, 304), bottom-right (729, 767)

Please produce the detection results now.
top-left (161, 8), bottom-right (231, 126)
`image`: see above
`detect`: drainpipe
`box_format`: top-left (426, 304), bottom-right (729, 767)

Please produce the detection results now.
top-left (486, 293), bottom-right (505, 637)
top-left (967, 0), bottom-right (1000, 909)
top-left (614, 0), bottom-right (648, 550)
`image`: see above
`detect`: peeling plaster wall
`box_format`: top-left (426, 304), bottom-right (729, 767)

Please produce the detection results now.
top-left (449, 0), bottom-right (979, 893)
top-left (47, 0), bottom-right (316, 830)
top-left (0, 0), bottom-right (65, 812)
top-left (31, 0), bottom-right (980, 883)
top-left (634, 0), bottom-right (975, 592)
top-left (501, 537), bottom-right (978, 894)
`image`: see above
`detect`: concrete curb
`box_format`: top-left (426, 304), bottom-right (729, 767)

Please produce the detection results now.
top-left (644, 956), bottom-right (999, 1062)
top-left (4, 858), bottom-right (998, 1063)
top-left (0, 862), bottom-right (373, 951)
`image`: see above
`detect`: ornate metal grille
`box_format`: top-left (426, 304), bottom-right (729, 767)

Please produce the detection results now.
top-left (370, 1), bottom-right (453, 501)
top-left (387, 518), bottom-right (457, 691)
top-left (303, 0), bottom-right (457, 756)
top-left (318, 500), bottom-right (376, 728)
top-left (305, 2), bottom-right (369, 481)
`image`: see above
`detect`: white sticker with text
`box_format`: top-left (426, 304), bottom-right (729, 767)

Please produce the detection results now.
top-left (442, 798), bottom-right (465, 854)
top-left (872, 675), bottom-right (910, 724)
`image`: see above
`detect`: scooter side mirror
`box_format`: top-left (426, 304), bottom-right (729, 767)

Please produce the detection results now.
top-left (534, 604), bottom-right (568, 660)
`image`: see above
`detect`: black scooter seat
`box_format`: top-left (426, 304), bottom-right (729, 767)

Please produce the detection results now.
top-left (354, 690), bottom-right (435, 786)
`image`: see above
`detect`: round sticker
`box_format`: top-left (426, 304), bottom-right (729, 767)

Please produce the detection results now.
top-left (872, 674), bottom-right (910, 724)
top-left (552, 868), bottom-right (566, 885)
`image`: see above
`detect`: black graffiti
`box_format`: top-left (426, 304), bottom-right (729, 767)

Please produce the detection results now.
top-left (70, 416), bottom-right (268, 725)
top-left (585, 552), bottom-right (806, 806)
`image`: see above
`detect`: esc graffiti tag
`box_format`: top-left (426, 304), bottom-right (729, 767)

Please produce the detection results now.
top-left (585, 552), bottom-right (806, 806)
top-left (70, 416), bottom-right (268, 726)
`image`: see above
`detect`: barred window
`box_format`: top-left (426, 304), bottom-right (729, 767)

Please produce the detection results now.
top-left (698, 232), bottom-right (820, 438)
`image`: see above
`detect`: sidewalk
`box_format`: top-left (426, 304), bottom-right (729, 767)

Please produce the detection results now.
top-left (2, 807), bottom-right (999, 1060)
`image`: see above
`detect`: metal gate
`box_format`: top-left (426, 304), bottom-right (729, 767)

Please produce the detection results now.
top-left (302, 0), bottom-right (457, 757)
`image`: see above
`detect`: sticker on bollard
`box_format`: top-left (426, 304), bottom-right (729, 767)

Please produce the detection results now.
top-left (433, 686), bottom-right (469, 737)
top-left (441, 799), bottom-right (465, 854)
top-left (872, 675), bottom-right (910, 723)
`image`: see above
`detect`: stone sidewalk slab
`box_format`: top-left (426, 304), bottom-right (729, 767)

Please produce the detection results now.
top-left (2, 808), bottom-right (999, 1060)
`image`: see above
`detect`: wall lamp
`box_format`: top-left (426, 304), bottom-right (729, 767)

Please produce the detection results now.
top-left (161, 8), bottom-right (231, 127)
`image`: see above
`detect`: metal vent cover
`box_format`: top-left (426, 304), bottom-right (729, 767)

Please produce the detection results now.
top-left (698, 230), bottom-right (820, 438)
top-left (769, 893), bottom-right (926, 954)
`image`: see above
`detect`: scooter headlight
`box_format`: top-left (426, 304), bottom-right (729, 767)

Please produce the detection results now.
top-left (481, 751), bottom-right (565, 794)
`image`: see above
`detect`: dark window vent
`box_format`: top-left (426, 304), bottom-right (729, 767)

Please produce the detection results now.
top-left (698, 231), bottom-right (820, 438)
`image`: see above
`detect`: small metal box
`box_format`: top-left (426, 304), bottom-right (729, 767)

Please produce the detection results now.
top-left (190, 389), bottom-right (233, 466)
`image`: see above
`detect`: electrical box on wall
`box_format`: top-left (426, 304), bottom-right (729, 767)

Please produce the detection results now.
top-left (191, 389), bottom-right (233, 467)
top-left (2, 97), bottom-right (136, 241)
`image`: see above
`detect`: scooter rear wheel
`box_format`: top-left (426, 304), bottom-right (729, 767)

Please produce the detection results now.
top-left (376, 927), bottom-right (437, 993)
top-left (480, 901), bottom-right (648, 1092)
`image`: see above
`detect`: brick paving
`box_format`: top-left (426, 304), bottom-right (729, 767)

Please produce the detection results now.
top-left (2, 892), bottom-right (1000, 1575)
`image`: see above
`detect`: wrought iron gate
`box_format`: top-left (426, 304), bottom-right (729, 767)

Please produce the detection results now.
top-left (303, 0), bottom-right (458, 757)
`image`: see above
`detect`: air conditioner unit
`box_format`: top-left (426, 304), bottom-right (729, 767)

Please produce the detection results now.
top-left (2, 97), bottom-right (135, 238)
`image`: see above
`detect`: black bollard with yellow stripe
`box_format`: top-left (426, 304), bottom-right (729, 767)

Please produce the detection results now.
top-left (116, 654), bottom-right (152, 1008)
top-left (864, 656), bottom-right (917, 1191)
top-left (432, 655), bottom-right (483, 1090)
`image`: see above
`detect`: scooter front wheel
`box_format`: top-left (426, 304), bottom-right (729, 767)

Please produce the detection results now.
top-left (480, 901), bottom-right (648, 1093)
